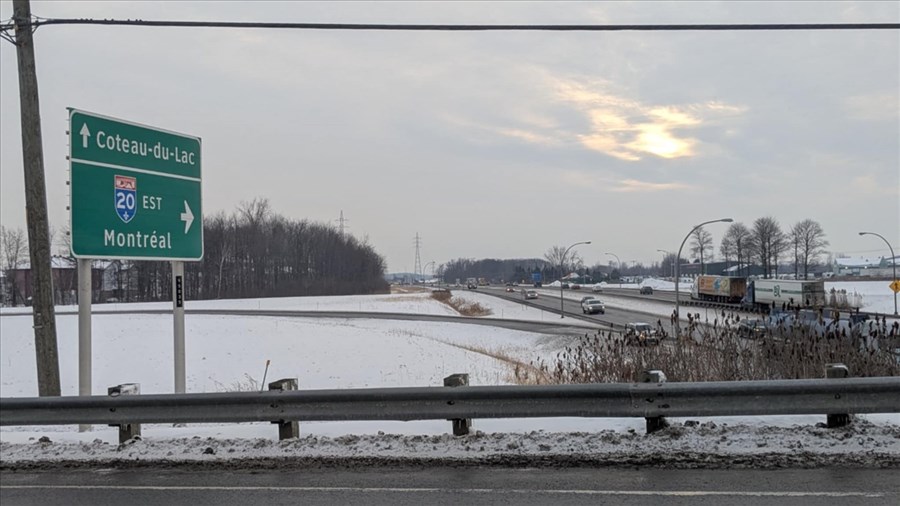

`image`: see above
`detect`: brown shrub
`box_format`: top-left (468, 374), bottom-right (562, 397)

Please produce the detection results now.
top-left (514, 313), bottom-right (899, 384)
top-left (431, 290), bottom-right (492, 316)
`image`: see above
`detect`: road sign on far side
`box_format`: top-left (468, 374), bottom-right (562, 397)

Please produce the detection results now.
top-left (69, 109), bottom-right (203, 260)
top-left (890, 280), bottom-right (900, 293)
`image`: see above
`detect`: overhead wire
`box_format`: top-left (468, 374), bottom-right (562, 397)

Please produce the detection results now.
top-left (3, 18), bottom-right (896, 45)
top-left (10, 18), bottom-right (900, 31)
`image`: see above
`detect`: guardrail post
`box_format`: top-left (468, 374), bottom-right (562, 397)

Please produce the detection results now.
top-left (640, 370), bottom-right (668, 434)
top-left (268, 378), bottom-right (300, 440)
top-left (825, 363), bottom-right (851, 428)
top-left (444, 373), bottom-right (471, 436)
top-left (107, 383), bottom-right (141, 444)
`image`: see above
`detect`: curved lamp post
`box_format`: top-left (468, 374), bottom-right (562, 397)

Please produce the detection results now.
top-left (859, 232), bottom-right (898, 316)
top-left (560, 241), bottom-right (591, 318)
top-left (675, 218), bottom-right (733, 333)
top-left (605, 252), bottom-right (621, 281)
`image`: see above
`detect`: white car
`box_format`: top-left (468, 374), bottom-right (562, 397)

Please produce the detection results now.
top-left (581, 299), bottom-right (606, 314)
top-left (524, 290), bottom-right (539, 300)
top-left (624, 322), bottom-right (660, 345)
top-left (591, 284), bottom-right (603, 293)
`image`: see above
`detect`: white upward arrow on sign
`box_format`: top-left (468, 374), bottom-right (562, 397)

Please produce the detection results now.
top-left (79, 123), bottom-right (91, 148)
top-left (180, 201), bottom-right (194, 234)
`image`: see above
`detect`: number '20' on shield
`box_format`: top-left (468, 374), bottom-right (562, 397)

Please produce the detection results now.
top-left (114, 175), bottom-right (137, 223)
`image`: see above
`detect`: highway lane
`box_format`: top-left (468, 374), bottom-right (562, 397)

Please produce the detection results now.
top-left (1, 290), bottom-right (670, 336)
top-left (475, 286), bottom-right (673, 333)
top-left (0, 307), bottom-right (596, 336)
top-left (2, 467), bottom-right (896, 506)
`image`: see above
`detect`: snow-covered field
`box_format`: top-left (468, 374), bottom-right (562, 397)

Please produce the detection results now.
top-left (1, 283), bottom-right (898, 468)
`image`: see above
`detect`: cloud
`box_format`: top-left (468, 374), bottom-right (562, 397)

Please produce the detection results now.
top-left (560, 171), bottom-right (696, 193)
top-left (850, 174), bottom-right (900, 196)
top-left (610, 178), bottom-right (694, 193)
top-left (553, 76), bottom-right (749, 161)
top-left (495, 128), bottom-right (562, 147)
top-left (843, 93), bottom-right (900, 121)
top-left (477, 73), bottom-right (747, 162)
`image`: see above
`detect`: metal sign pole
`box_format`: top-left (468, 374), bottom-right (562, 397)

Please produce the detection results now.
top-left (77, 258), bottom-right (92, 431)
top-left (172, 261), bottom-right (185, 393)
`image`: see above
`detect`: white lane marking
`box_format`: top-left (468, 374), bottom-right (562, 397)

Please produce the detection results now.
top-left (71, 158), bottom-right (201, 182)
top-left (0, 485), bottom-right (885, 497)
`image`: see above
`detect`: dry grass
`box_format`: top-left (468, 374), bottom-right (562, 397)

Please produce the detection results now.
top-left (514, 313), bottom-right (899, 385)
top-left (391, 285), bottom-right (431, 294)
top-left (209, 373), bottom-right (261, 392)
top-left (431, 290), bottom-right (493, 316)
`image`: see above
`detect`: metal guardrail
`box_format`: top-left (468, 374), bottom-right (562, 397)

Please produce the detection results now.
top-left (2, 377), bottom-right (898, 427)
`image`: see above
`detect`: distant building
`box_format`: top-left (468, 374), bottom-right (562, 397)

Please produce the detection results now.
top-left (4, 256), bottom-right (106, 306)
top-left (833, 256), bottom-right (898, 278)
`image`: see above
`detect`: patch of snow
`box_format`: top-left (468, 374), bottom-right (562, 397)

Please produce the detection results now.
top-left (2, 289), bottom-right (898, 467)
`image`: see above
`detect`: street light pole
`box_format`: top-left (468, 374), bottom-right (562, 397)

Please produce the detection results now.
top-left (675, 218), bottom-right (733, 333)
top-left (605, 252), bottom-right (621, 281)
top-left (859, 232), bottom-right (898, 316)
top-left (561, 241), bottom-right (591, 318)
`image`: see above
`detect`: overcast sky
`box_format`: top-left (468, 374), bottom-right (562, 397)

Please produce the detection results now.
top-left (1, 1), bottom-right (898, 273)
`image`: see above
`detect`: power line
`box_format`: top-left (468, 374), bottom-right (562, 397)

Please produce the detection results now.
top-left (2, 18), bottom-right (898, 35)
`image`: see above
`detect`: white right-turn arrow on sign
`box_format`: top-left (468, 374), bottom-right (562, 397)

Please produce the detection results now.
top-left (180, 201), bottom-right (194, 234)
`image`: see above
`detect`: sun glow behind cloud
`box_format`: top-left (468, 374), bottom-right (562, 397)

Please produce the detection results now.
top-left (477, 74), bottom-right (748, 165)
top-left (468, 74), bottom-right (751, 193)
top-left (549, 76), bottom-right (745, 161)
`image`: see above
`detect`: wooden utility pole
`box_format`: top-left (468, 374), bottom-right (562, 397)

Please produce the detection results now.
top-left (13, 0), bottom-right (61, 396)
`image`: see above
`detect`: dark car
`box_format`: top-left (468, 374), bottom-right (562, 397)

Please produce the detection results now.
top-left (639, 286), bottom-right (653, 295)
top-left (738, 319), bottom-right (769, 338)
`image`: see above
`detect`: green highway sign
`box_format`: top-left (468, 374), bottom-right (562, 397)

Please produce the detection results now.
top-left (69, 109), bottom-right (203, 260)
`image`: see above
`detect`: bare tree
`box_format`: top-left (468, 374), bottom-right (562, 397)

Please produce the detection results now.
top-left (750, 216), bottom-right (785, 278)
top-left (544, 245), bottom-right (583, 279)
top-left (1, 226), bottom-right (28, 305)
top-left (721, 222), bottom-right (752, 276)
top-left (791, 219), bottom-right (829, 279)
top-left (690, 227), bottom-right (714, 274)
top-left (55, 225), bottom-right (72, 257)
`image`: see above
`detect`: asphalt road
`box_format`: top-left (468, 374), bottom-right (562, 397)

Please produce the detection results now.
top-left (2, 466), bottom-right (897, 506)
top-left (477, 285), bottom-right (673, 331)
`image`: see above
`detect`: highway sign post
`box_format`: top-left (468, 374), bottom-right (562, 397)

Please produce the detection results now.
top-left (69, 109), bottom-right (202, 403)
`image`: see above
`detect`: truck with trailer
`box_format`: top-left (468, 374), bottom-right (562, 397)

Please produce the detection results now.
top-left (690, 275), bottom-right (827, 312)
top-left (691, 275), bottom-right (748, 303)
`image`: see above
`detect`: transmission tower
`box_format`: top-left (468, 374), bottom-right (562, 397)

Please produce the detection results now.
top-left (335, 210), bottom-right (349, 235)
top-left (413, 232), bottom-right (423, 280)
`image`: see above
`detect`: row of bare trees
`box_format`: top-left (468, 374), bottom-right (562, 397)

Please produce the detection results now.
top-left (188, 199), bottom-right (388, 300)
top-left (691, 216), bottom-right (829, 279)
top-left (1, 200), bottom-right (389, 305)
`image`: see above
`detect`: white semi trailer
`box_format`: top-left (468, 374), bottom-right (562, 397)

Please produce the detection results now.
top-left (742, 279), bottom-right (827, 311)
